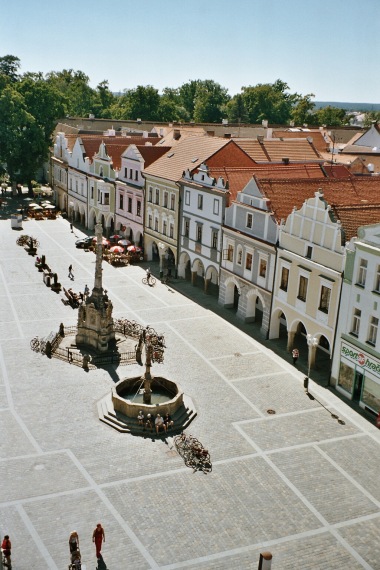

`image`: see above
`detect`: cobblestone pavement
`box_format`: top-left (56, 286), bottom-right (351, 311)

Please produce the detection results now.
top-left (1, 216), bottom-right (380, 570)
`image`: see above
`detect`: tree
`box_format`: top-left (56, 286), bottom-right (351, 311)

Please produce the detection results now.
top-left (241, 79), bottom-right (297, 124)
top-left (179, 80), bottom-right (202, 119)
top-left (158, 87), bottom-right (189, 122)
top-left (124, 85), bottom-right (161, 121)
top-left (364, 112), bottom-right (380, 127)
top-left (45, 69), bottom-right (97, 116)
top-left (193, 80), bottom-right (230, 123)
top-left (94, 80), bottom-right (115, 118)
top-left (224, 94), bottom-right (249, 123)
top-left (309, 105), bottom-right (346, 127)
top-left (291, 94), bottom-right (315, 126)
top-left (0, 86), bottom-right (45, 184)
top-left (17, 77), bottom-right (66, 146)
top-left (0, 55), bottom-right (21, 82)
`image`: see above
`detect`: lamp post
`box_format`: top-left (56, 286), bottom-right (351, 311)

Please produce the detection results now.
top-left (304, 334), bottom-right (318, 393)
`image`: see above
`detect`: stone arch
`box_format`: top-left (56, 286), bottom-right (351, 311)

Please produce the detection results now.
top-left (269, 307), bottom-right (289, 340)
top-left (178, 251), bottom-right (191, 280)
top-left (78, 203), bottom-right (86, 227)
top-left (204, 265), bottom-right (219, 295)
top-left (88, 208), bottom-right (97, 230)
top-left (223, 276), bottom-right (241, 312)
top-left (245, 288), bottom-right (265, 323)
top-left (191, 258), bottom-right (205, 289)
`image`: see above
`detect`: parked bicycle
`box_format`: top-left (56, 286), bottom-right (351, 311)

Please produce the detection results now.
top-left (174, 433), bottom-right (212, 474)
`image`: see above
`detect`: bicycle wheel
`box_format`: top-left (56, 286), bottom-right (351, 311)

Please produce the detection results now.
top-left (150, 276), bottom-right (156, 286)
top-left (142, 277), bottom-right (148, 285)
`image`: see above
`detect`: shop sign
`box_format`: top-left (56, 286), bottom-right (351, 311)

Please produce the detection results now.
top-left (341, 342), bottom-right (380, 378)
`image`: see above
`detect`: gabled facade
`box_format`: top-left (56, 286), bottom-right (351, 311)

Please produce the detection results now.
top-left (331, 223), bottom-right (380, 414)
top-left (219, 176), bottom-right (278, 336)
top-left (85, 141), bottom-right (117, 233)
top-left (143, 137), bottom-right (231, 276)
top-left (115, 144), bottom-right (170, 246)
top-left (178, 164), bottom-right (229, 293)
top-left (51, 132), bottom-right (71, 212)
top-left (269, 190), bottom-right (346, 375)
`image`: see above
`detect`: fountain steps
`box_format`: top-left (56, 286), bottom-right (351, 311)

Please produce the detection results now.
top-left (97, 393), bottom-right (197, 435)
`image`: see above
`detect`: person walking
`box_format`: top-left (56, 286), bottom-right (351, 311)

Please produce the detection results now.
top-left (1, 534), bottom-right (11, 567)
top-left (68, 264), bottom-right (74, 280)
top-left (292, 348), bottom-right (299, 365)
top-left (92, 523), bottom-right (105, 559)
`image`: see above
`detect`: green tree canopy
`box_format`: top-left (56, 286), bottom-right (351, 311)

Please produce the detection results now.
top-left (240, 79), bottom-right (298, 124)
top-left (309, 105), bottom-right (346, 127)
top-left (0, 55), bottom-right (21, 82)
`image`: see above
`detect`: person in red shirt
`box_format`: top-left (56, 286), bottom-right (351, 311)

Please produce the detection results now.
top-left (1, 535), bottom-right (11, 567)
top-left (92, 523), bottom-right (105, 559)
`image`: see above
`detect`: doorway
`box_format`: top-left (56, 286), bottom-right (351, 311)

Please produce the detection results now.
top-left (353, 371), bottom-right (364, 401)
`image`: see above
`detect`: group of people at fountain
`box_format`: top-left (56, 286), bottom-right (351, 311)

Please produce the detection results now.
top-left (138, 411), bottom-right (173, 434)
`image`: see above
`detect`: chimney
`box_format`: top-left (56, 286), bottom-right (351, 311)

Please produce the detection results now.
top-left (282, 157), bottom-right (289, 165)
top-left (173, 129), bottom-right (181, 140)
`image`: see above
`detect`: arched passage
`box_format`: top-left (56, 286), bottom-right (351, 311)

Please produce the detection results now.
top-left (204, 266), bottom-right (219, 296)
top-left (192, 259), bottom-right (205, 289)
top-left (178, 251), bottom-right (191, 280)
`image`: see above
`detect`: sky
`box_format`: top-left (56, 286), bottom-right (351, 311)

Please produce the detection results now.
top-left (2, 0), bottom-right (380, 104)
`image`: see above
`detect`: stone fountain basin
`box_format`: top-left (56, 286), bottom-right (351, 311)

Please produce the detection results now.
top-left (112, 376), bottom-right (184, 418)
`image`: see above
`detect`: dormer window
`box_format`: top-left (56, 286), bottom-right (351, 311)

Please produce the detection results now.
top-left (99, 166), bottom-right (104, 177)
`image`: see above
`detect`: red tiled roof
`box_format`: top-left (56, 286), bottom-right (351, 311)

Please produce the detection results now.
top-left (235, 138), bottom-right (322, 162)
top-left (271, 130), bottom-right (329, 153)
top-left (256, 176), bottom-right (380, 239)
top-left (80, 136), bottom-right (160, 170)
top-left (136, 145), bottom-right (172, 168)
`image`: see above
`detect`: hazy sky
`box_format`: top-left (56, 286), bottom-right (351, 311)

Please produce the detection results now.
top-left (2, 0), bottom-right (379, 103)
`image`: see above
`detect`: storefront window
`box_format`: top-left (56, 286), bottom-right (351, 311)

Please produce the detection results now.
top-left (338, 361), bottom-right (355, 393)
top-left (361, 376), bottom-right (380, 411)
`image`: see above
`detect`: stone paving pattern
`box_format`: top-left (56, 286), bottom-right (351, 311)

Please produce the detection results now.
top-left (0, 216), bottom-right (380, 569)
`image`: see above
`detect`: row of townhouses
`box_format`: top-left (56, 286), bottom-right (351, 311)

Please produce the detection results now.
top-left (50, 123), bottom-right (380, 417)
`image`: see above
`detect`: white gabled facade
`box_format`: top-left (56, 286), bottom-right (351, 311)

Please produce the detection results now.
top-left (51, 132), bottom-right (70, 212)
top-left (219, 177), bottom-right (277, 337)
top-left (269, 190), bottom-right (346, 375)
top-left (67, 138), bottom-right (91, 227)
top-left (178, 164), bottom-right (227, 292)
top-left (331, 223), bottom-right (380, 414)
top-left (115, 145), bottom-right (145, 245)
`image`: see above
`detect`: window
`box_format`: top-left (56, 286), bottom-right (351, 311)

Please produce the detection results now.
top-left (306, 246), bottom-right (313, 259)
top-left (104, 193), bottom-right (109, 206)
top-left (213, 199), bottom-right (219, 215)
top-left (211, 230), bottom-right (218, 249)
top-left (351, 308), bottom-right (361, 336)
top-left (298, 275), bottom-right (308, 301)
top-left (368, 316), bottom-right (379, 345)
top-left (148, 215), bottom-right (152, 229)
top-left (375, 265), bottom-right (380, 292)
top-left (135, 170), bottom-right (138, 181)
top-left (99, 166), bottom-right (103, 177)
top-left (319, 285), bottom-right (331, 313)
top-left (164, 192), bottom-right (168, 208)
top-left (185, 190), bottom-right (190, 206)
top-left (246, 213), bottom-right (253, 229)
top-left (81, 182), bottom-right (84, 195)
top-left (124, 168), bottom-right (128, 178)
top-left (171, 194), bottom-right (175, 210)
top-left (198, 194), bottom-right (203, 210)
top-left (227, 245), bottom-right (234, 262)
top-left (237, 248), bottom-right (242, 265)
top-left (154, 218), bottom-right (158, 232)
top-left (169, 223), bottom-right (174, 238)
top-left (136, 201), bottom-right (141, 217)
top-left (357, 259), bottom-right (367, 287)
top-left (119, 195), bottom-right (124, 210)
top-left (128, 197), bottom-right (132, 213)
top-left (245, 253), bottom-right (252, 271)
top-left (148, 187), bottom-right (153, 202)
top-left (155, 189), bottom-right (159, 205)
top-left (196, 224), bottom-right (202, 242)
top-left (129, 168), bottom-right (133, 179)
top-left (91, 187), bottom-right (94, 200)
top-left (280, 267), bottom-right (289, 291)
top-left (259, 258), bottom-right (267, 278)
top-left (184, 219), bottom-right (189, 237)
top-left (75, 180), bottom-right (78, 192)
top-left (163, 221), bottom-right (167, 235)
